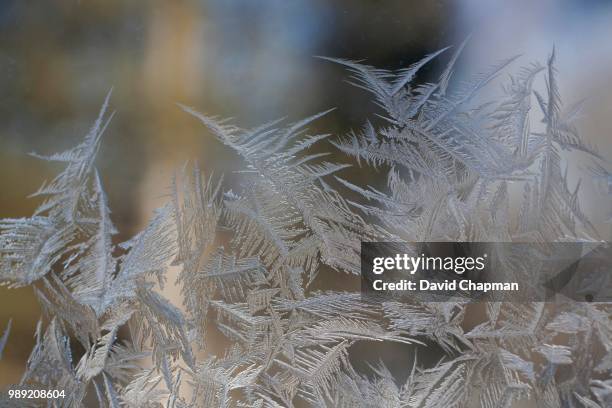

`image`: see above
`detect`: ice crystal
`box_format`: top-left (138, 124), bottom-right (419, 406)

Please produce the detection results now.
top-left (0, 45), bottom-right (610, 408)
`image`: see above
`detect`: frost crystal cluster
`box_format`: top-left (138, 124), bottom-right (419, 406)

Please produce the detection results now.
top-left (1, 45), bottom-right (611, 407)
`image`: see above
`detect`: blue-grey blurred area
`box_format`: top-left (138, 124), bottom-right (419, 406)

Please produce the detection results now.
top-left (456, 0), bottom-right (612, 235)
top-left (1, 0), bottom-right (611, 387)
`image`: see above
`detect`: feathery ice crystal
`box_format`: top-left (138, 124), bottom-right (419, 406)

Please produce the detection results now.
top-left (1, 45), bottom-right (611, 407)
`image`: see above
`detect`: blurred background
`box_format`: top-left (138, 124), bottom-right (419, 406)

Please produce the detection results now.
top-left (1, 0), bottom-right (611, 387)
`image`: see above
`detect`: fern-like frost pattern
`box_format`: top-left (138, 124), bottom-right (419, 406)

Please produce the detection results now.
top-left (1, 47), bottom-right (611, 408)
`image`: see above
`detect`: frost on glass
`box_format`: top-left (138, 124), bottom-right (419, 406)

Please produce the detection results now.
top-left (1, 46), bottom-right (611, 407)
